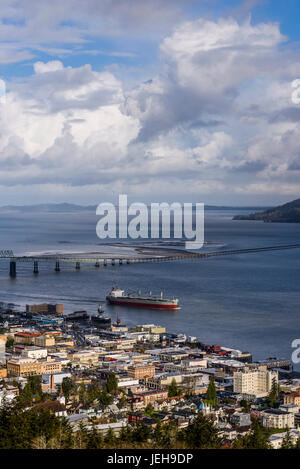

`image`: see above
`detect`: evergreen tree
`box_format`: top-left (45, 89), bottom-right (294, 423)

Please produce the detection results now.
top-left (153, 419), bottom-right (164, 446)
top-left (104, 427), bottom-right (117, 446)
top-left (280, 430), bottom-right (295, 449)
top-left (86, 380), bottom-right (101, 404)
top-left (266, 378), bottom-right (280, 408)
top-left (105, 373), bottom-right (118, 393)
top-left (28, 375), bottom-right (43, 398)
top-left (154, 421), bottom-right (176, 448)
top-left (73, 423), bottom-right (89, 449)
top-left (0, 400), bottom-right (71, 449)
top-left (240, 399), bottom-right (251, 412)
top-left (144, 403), bottom-right (154, 416)
top-left (86, 427), bottom-right (103, 449)
top-left (78, 383), bottom-right (87, 404)
top-left (99, 389), bottom-right (113, 406)
top-left (118, 425), bottom-right (133, 442)
top-left (18, 382), bottom-right (33, 405)
top-left (131, 421), bottom-right (151, 443)
top-left (183, 413), bottom-right (222, 449)
top-left (232, 419), bottom-right (270, 449)
top-left (168, 379), bottom-right (179, 398)
top-left (295, 437), bottom-right (300, 449)
top-left (61, 377), bottom-right (75, 401)
top-left (205, 376), bottom-right (217, 407)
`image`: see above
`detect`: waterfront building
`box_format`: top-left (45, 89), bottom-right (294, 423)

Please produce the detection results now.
top-left (26, 304), bottom-right (63, 315)
top-left (233, 369), bottom-right (278, 398)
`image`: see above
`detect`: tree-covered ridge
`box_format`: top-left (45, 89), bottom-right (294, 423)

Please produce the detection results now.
top-left (233, 198), bottom-right (300, 223)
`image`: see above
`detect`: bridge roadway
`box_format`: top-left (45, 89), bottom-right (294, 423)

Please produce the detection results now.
top-left (4, 243), bottom-right (300, 276)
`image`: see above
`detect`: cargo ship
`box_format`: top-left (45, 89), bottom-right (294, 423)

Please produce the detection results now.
top-left (91, 305), bottom-right (111, 329)
top-left (106, 288), bottom-right (179, 310)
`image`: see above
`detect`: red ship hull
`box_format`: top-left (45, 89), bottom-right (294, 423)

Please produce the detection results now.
top-left (107, 299), bottom-right (179, 309)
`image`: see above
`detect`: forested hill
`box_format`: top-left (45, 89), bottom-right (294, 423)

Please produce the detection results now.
top-left (233, 199), bottom-right (300, 223)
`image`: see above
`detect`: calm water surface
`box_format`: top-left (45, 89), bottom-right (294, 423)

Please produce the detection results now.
top-left (0, 208), bottom-right (299, 368)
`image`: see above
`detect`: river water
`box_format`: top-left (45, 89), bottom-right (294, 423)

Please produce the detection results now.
top-left (0, 206), bottom-right (299, 368)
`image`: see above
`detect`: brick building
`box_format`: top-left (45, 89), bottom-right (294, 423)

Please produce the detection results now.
top-left (6, 357), bottom-right (62, 377)
top-left (128, 363), bottom-right (156, 379)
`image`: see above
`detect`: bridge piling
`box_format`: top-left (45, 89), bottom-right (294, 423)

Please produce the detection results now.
top-left (33, 261), bottom-right (39, 274)
top-left (75, 262), bottom-right (80, 270)
top-left (55, 261), bottom-right (60, 272)
top-left (9, 261), bottom-right (16, 277)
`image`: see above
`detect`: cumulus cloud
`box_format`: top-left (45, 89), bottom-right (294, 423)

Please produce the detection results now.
top-left (120, 16), bottom-right (300, 200)
top-left (0, 0), bottom-right (199, 64)
top-left (0, 61), bottom-right (139, 187)
top-left (1, 12), bottom-right (300, 203)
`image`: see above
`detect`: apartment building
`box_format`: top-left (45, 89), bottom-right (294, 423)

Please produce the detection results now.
top-left (261, 409), bottom-right (295, 429)
top-left (233, 369), bottom-right (278, 398)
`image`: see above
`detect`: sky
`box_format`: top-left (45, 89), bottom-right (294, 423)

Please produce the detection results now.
top-left (1, 0), bottom-right (300, 206)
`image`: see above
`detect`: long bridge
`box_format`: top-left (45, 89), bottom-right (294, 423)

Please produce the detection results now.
top-left (2, 243), bottom-right (300, 277)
